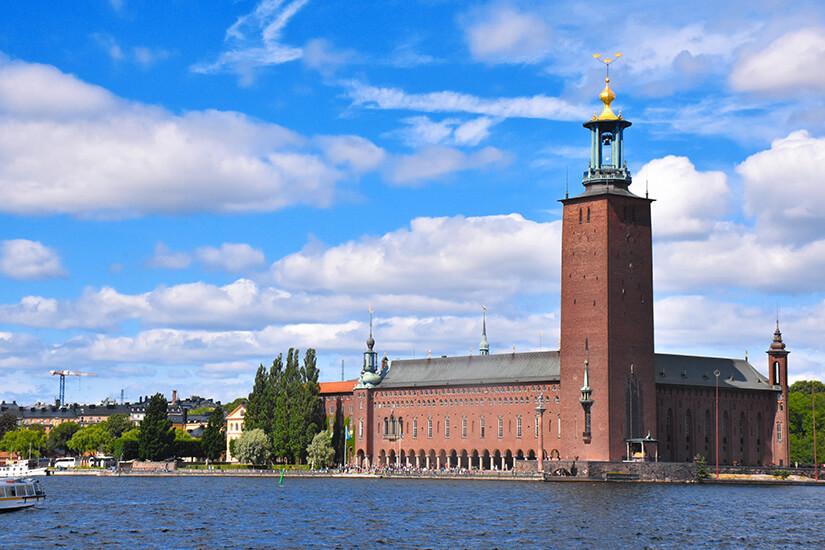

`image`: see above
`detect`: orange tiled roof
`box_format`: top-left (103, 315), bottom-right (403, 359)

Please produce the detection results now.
top-left (319, 380), bottom-right (357, 395)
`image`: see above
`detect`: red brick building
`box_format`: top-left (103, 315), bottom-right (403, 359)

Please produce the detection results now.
top-left (332, 77), bottom-right (791, 470)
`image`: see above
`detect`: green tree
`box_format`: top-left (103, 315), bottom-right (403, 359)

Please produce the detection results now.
top-left (200, 405), bottom-right (226, 462)
top-left (307, 431), bottom-right (335, 469)
top-left (789, 380), bottom-right (825, 395)
top-left (291, 348), bottom-right (324, 464)
top-left (103, 414), bottom-right (132, 439)
top-left (113, 428), bottom-right (140, 460)
top-left (0, 412), bottom-right (18, 439)
top-left (788, 386), bottom-right (825, 464)
top-left (234, 428), bottom-right (270, 466)
top-left (67, 424), bottom-right (112, 455)
top-left (331, 401), bottom-right (344, 465)
top-left (174, 430), bottom-right (203, 460)
top-left (138, 393), bottom-right (175, 461)
top-left (286, 348), bottom-right (306, 462)
top-left (0, 426), bottom-right (46, 458)
top-left (45, 421), bottom-right (80, 455)
top-left (223, 397), bottom-right (247, 415)
top-left (244, 363), bottom-right (273, 433)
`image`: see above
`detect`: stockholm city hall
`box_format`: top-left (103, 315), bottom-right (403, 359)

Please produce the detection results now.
top-left (321, 58), bottom-right (791, 474)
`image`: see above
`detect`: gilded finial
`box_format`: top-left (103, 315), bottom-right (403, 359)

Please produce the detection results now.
top-left (593, 52), bottom-right (623, 120)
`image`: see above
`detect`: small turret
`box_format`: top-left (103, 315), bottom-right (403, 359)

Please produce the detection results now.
top-left (356, 307), bottom-right (387, 388)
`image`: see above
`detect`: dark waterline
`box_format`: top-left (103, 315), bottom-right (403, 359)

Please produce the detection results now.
top-left (1, 476), bottom-right (821, 549)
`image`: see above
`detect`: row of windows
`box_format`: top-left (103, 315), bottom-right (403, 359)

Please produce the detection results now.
top-left (374, 385), bottom-right (559, 399)
top-left (375, 395), bottom-right (560, 409)
top-left (372, 414), bottom-right (564, 441)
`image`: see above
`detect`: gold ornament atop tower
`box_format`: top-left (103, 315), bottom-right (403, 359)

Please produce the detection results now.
top-left (593, 53), bottom-right (622, 121)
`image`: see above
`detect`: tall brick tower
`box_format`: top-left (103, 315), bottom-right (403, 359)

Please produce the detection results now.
top-left (559, 63), bottom-right (656, 461)
top-left (767, 322), bottom-right (790, 466)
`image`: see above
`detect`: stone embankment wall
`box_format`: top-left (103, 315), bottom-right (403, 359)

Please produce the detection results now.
top-left (518, 459), bottom-right (699, 481)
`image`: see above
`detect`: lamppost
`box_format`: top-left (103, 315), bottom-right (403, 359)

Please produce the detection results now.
top-left (536, 396), bottom-right (547, 475)
top-left (714, 369), bottom-right (721, 479)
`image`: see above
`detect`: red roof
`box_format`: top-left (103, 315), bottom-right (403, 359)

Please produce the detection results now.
top-left (319, 380), bottom-right (357, 395)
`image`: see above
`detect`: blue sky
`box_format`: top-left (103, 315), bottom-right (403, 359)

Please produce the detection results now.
top-left (1, 0), bottom-right (824, 406)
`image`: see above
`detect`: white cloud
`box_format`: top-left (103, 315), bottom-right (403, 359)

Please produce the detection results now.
top-left (394, 116), bottom-right (499, 147)
top-left (0, 57), bottom-right (386, 218)
top-left (388, 146), bottom-right (508, 184)
top-left (92, 33), bottom-right (125, 61)
top-left (133, 47), bottom-right (171, 68)
top-left (387, 43), bottom-right (442, 68)
top-left (0, 277), bottom-right (479, 332)
top-left (731, 28), bottom-right (825, 95)
top-left (0, 239), bottom-right (66, 281)
top-left (462, 6), bottom-right (553, 64)
top-left (634, 156), bottom-right (729, 239)
top-left (194, 243), bottom-right (266, 273)
top-left (738, 130), bottom-right (825, 244)
top-left (272, 214), bottom-right (561, 298)
top-left (0, 60), bottom-right (118, 117)
top-left (147, 243), bottom-right (191, 270)
top-left (191, 0), bottom-right (308, 84)
top-left (315, 135), bottom-right (385, 172)
top-left (654, 225), bottom-right (825, 294)
top-left (344, 80), bottom-right (589, 121)
top-left (302, 38), bottom-right (355, 76)
top-left (624, 22), bottom-right (754, 78)
top-left (0, 287), bottom-right (145, 330)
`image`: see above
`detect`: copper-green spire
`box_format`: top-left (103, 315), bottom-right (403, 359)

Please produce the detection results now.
top-left (479, 306), bottom-right (490, 356)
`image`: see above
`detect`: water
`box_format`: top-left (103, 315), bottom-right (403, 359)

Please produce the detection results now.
top-left (1, 476), bottom-right (822, 549)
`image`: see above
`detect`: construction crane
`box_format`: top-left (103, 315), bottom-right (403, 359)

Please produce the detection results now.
top-left (50, 370), bottom-right (97, 406)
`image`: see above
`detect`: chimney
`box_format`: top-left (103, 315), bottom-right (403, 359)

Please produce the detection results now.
top-left (172, 390), bottom-right (177, 404)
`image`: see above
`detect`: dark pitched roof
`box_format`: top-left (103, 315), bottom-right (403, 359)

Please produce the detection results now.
top-left (377, 350), bottom-right (775, 393)
top-left (381, 351), bottom-right (561, 388)
top-left (654, 354), bottom-right (775, 392)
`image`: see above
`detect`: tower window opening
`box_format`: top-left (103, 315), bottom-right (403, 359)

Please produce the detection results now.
top-left (587, 207), bottom-right (591, 223)
top-left (579, 209), bottom-right (583, 224)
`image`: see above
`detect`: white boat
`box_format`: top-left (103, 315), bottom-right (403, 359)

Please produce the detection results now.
top-left (0, 478), bottom-right (46, 512)
top-left (0, 460), bottom-right (49, 478)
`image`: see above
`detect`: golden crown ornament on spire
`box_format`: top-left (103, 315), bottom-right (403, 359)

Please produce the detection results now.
top-left (593, 52), bottom-right (623, 121)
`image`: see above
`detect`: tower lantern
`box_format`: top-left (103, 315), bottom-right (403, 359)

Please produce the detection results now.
top-left (583, 53), bottom-right (632, 190)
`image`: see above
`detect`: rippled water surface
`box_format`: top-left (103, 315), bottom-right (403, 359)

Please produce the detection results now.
top-left (1, 476), bottom-right (822, 549)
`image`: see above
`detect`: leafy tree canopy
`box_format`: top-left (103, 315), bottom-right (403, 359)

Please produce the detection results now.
top-left (0, 426), bottom-right (46, 458)
top-left (307, 431), bottom-right (335, 469)
top-left (138, 393), bottom-right (175, 461)
top-left (234, 428), bottom-right (270, 466)
top-left (789, 380), bottom-right (825, 395)
top-left (46, 421), bottom-right (80, 455)
top-left (201, 405), bottom-right (226, 462)
top-left (67, 424), bottom-right (111, 455)
top-left (103, 414), bottom-right (132, 439)
top-left (223, 397), bottom-right (247, 414)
